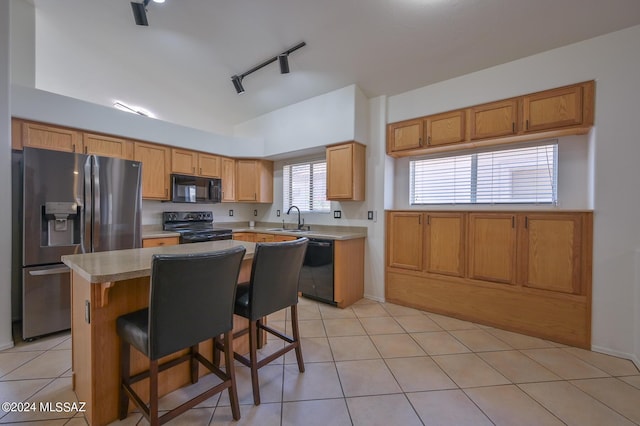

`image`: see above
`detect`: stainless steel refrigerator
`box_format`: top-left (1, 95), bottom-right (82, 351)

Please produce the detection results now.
top-left (21, 147), bottom-right (142, 339)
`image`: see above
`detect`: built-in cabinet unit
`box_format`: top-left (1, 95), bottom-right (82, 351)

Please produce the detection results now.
top-left (142, 236), bottom-right (180, 248)
top-left (13, 120), bottom-right (82, 153)
top-left (198, 153), bottom-right (221, 178)
top-left (221, 157), bottom-right (236, 202)
top-left (326, 141), bottom-right (366, 201)
top-left (83, 133), bottom-right (133, 160)
top-left (235, 159), bottom-right (273, 203)
top-left (385, 210), bottom-right (593, 348)
top-left (134, 142), bottom-right (171, 200)
top-left (386, 80), bottom-right (595, 157)
top-left (171, 149), bottom-right (221, 178)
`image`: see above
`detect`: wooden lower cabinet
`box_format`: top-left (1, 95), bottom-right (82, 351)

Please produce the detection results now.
top-left (386, 210), bottom-right (592, 348)
top-left (142, 236), bottom-right (179, 248)
top-left (334, 238), bottom-right (365, 308)
top-left (232, 232), bottom-right (255, 242)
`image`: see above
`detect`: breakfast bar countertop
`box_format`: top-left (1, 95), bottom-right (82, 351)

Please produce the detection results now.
top-left (62, 240), bottom-right (255, 284)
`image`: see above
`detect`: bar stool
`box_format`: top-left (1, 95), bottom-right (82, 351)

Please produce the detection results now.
top-left (218, 237), bottom-right (308, 405)
top-left (117, 247), bottom-right (245, 425)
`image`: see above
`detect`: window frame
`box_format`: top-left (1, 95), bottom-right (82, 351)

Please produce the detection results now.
top-left (282, 158), bottom-right (330, 213)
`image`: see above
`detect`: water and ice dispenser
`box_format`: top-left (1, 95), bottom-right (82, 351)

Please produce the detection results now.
top-left (43, 202), bottom-right (81, 247)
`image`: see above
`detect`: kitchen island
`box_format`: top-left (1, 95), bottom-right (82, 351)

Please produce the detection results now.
top-left (62, 240), bottom-right (256, 426)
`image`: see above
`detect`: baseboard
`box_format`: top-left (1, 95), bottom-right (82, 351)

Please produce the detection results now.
top-left (591, 345), bottom-right (640, 370)
top-left (363, 293), bottom-right (385, 303)
top-left (0, 339), bottom-right (15, 351)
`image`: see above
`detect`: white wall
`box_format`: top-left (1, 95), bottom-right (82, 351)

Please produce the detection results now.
top-left (9, 0), bottom-right (34, 87)
top-left (1, 1), bottom-right (15, 350)
top-left (387, 25), bottom-right (640, 364)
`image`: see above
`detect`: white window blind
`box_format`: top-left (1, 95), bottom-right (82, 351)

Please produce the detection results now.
top-left (410, 142), bottom-right (558, 205)
top-left (283, 160), bottom-right (330, 212)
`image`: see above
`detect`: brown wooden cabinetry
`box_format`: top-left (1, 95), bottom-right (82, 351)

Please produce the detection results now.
top-left (171, 148), bottom-right (198, 175)
top-left (523, 85), bottom-right (585, 132)
top-left (198, 153), bottom-right (221, 178)
top-left (17, 120), bottom-right (82, 153)
top-left (142, 236), bottom-right (180, 248)
top-left (470, 99), bottom-right (518, 140)
top-left (326, 142), bottom-right (366, 201)
top-left (425, 212), bottom-right (465, 277)
top-left (254, 233), bottom-right (275, 243)
top-left (134, 142), bottom-right (171, 200)
top-left (387, 119), bottom-right (423, 153)
top-left (273, 235), bottom-right (297, 242)
top-left (385, 210), bottom-right (593, 348)
top-left (83, 133), bottom-right (133, 159)
top-left (221, 157), bottom-right (236, 202)
top-left (236, 159), bottom-right (273, 203)
top-left (467, 213), bottom-right (517, 284)
top-left (425, 110), bottom-right (466, 147)
top-left (232, 232), bottom-right (255, 242)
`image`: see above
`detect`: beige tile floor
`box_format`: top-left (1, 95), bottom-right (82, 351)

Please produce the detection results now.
top-left (1, 297), bottom-right (639, 425)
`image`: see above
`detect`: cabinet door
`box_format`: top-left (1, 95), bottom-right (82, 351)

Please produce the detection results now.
top-left (425, 213), bottom-right (465, 277)
top-left (327, 142), bottom-right (365, 201)
top-left (523, 85), bottom-right (583, 132)
top-left (198, 153), bottom-right (221, 178)
top-left (274, 235), bottom-right (297, 242)
top-left (387, 119), bottom-right (423, 152)
top-left (387, 212), bottom-right (424, 271)
top-left (221, 157), bottom-right (236, 202)
top-left (22, 122), bottom-right (82, 153)
top-left (142, 236), bottom-right (179, 248)
top-left (233, 232), bottom-right (255, 242)
top-left (236, 160), bottom-right (258, 201)
top-left (470, 99), bottom-right (518, 140)
top-left (425, 110), bottom-right (466, 147)
top-left (83, 133), bottom-right (133, 159)
top-left (520, 214), bottom-right (582, 294)
top-left (254, 233), bottom-right (275, 243)
top-left (171, 148), bottom-right (197, 175)
top-left (135, 142), bottom-right (170, 200)
top-left (468, 213), bottom-right (517, 284)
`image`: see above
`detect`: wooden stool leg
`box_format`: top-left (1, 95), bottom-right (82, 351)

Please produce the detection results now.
top-left (118, 341), bottom-right (131, 420)
top-left (249, 320), bottom-right (261, 405)
top-left (213, 335), bottom-right (221, 367)
top-left (224, 331), bottom-right (241, 420)
top-left (190, 345), bottom-right (199, 384)
top-left (290, 304), bottom-right (305, 373)
top-left (256, 318), bottom-right (264, 349)
top-left (149, 360), bottom-right (159, 426)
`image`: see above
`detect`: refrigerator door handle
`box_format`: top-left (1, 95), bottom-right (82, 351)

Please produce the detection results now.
top-left (92, 156), bottom-right (101, 251)
top-left (82, 156), bottom-right (92, 253)
top-left (29, 266), bottom-right (70, 276)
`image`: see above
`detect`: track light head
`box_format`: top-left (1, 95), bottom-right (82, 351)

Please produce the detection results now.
top-left (278, 54), bottom-right (290, 74)
top-left (131, 1), bottom-right (149, 26)
top-left (231, 75), bottom-right (245, 94)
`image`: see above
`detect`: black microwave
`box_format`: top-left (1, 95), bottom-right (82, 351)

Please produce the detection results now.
top-left (170, 174), bottom-right (222, 203)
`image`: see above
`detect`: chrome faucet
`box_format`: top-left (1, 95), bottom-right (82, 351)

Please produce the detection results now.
top-left (286, 205), bottom-right (304, 230)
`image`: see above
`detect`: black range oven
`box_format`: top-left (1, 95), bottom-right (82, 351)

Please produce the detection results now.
top-left (163, 211), bottom-right (232, 244)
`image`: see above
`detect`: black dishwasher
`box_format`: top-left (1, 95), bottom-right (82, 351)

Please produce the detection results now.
top-left (299, 238), bottom-right (335, 305)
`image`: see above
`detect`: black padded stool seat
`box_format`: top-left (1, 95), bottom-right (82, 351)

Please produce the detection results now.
top-left (117, 246), bottom-right (245, 426)
top-left (216, 237), bottom-right (308, 405)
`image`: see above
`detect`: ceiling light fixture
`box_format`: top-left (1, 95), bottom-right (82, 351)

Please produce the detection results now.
top-left (113, 101), bottom-right (153, 117)
top-left (230, 41), bottom-right (306, 94)
top-left (131, 0), bottom-right (150, 26)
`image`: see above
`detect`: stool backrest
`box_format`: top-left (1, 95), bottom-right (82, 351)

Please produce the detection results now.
top-left (246, 237), bottom-right (308, 320)
top-left (148, 246), bottom-right (246, 359)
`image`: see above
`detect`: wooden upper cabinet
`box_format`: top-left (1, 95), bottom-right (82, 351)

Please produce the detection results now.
top-left (135, 142), bottom-right (170, 200)
top-left (519, 213), bottom-right (583, 294)
top-left (83, 133), bottom-right (133, 159)
top-left (523, 85), bottom-right (584, 132)
top-left (467, 213), bottom-right (517, 284)
top-left (425, 213), bottom-right (465, 277)
top-left (171, 148), bottom-right (197, 175)
top-left (198, 153), bottom-right (221, 178)
top-left (387, 119), bottom-right (423, 153)
top-left (20, 121), bottom-right (82, 153)
top-left (470, 99), bottom-right (518, 140)
top-left (236, 159), bottom-right (273, 203)
top-left (326, 142), bottom-right (366, 201)
top-left (221, 157), bottom-right (236, 202)
top-left (387, 212), bottom-right (424, 271)
top-left (425, 110), bottom-right (466, 147)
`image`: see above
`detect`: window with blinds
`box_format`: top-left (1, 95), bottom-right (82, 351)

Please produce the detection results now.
top-left (283, 160), bottom-right (330, 212)
top-left (410, 142), bottom-right (558, 205)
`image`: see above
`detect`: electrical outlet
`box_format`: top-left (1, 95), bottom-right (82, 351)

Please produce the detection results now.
top-left (228, 209), bottom-right (234, 217)
top-left (367, 211), bottom-right (374, 220)
top-left (253, 209), bottom-right (258, 216)
top-left (334, 210), bottom-right (342, 219)
top-left (276, 209), bottom-right (281, 217)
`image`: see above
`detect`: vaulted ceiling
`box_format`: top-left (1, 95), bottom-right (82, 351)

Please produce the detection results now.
top-left (32, 0), bottom-right (640, 134)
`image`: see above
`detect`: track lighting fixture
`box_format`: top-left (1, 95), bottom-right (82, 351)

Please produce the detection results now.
top-left (230, 41), bottom-right (306, 94)
top-left (131, 0), bottom-right (150, 26)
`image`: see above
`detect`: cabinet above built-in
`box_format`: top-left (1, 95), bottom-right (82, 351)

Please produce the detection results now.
top-left (326, 141), bottom-right (366, 201)
top-left (171, 148), bottom-right (221, 178)
top-left (386, 81), bottom-right (595, 158)
top-left (235, 159), bottom-right (273, 203)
